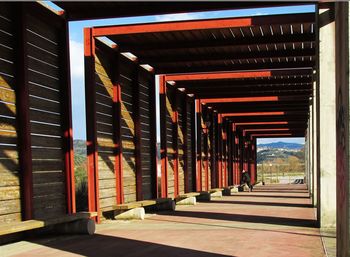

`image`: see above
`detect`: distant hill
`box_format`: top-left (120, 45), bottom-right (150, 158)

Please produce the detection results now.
top-left (258, 141), bottom-right (304, 150)
top-left (73, 139), bottom-right (86, 156)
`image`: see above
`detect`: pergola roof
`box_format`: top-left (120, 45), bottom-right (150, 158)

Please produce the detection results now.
top-left (89, 10), bottom-right (316, 139)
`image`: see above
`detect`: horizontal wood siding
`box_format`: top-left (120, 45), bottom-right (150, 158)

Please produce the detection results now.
top-left (165, 89), bottom-right (174, 197)
top-left (26, 14), bottom-right (66, 220)
top-left (119, 57), bottom-right (136, 203)
top-left (138, 68), bottom-right (153, 200)
top-left (94, 48), bottom-right (116, 211)
top-left (186, 101), bottom-right (194, 193)
top-left (177, 97), bottom-right (185, 195)
top-left (0, 4), bottom-right (21, 223)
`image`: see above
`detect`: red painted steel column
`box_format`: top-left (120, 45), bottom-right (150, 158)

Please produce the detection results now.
top-left (15, 5), bottom-right (33, 220)
top-left (250, 137), bottom-right (256, 185)
top-left (217, 114), bottom-right (223, 188)
top-left (159, 76), bottom-right (168, 198)
top-left (111, 50), bottom-right (124, 204)
top-left (59, 15), bottom-right (75, 214)
top-left (84, 28), bottom-right (100, 222)
top-left (183, 96), bottom-right (189, 193)
top-left (173, 91), bottom-right (179, 197)
top-left (222, 122), bottom-right (227, 188)
top-left (204, 126), bottom-right (209, 191)
top-left (196, 100), bottom-right (202, 191)
top-left (149, 75), bottom-right (157, 198)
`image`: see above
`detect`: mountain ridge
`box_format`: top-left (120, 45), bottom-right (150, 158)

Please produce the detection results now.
top-left (257, 141), bottom-right (304, 150)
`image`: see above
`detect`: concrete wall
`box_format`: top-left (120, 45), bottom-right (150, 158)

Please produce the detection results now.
top-left (335, 2), bottom-right (350, 256)
top-left (318, 5), bottom-right (337, 228)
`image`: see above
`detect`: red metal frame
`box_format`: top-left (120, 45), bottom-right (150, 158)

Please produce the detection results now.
top-left (173, 91), bottom-right (179, 197)
top-left (84, 28), bottom-right (100, 222)
top-left (196, 100), bottom-right (202, 191)
top-left (159, 76), bottom-right (168, 197)
top-left (59, 16), bottom-right (76, 214)
top-left (217, 114), bottom-right (223, 188)
top-left (91, 13), bottom-right (314, 36)
top-left (165, 71), bottom-right (271, 82)
top-left (111, 50), bottom-right (124, 204)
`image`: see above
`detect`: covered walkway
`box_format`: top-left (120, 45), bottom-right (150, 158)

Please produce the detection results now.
top-left (1, 184), bottom-right (328, 257)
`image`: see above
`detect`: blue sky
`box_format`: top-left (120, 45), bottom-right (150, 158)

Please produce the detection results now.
top-left (48, 2), bottom-right (314, 144)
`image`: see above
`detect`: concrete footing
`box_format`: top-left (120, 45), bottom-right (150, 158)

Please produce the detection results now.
top-left (115, 207), bottom-right (145, 220)
top-left (55, 219), bottom-right (96, 235)
top-left (223, 187), bottom-right (239, 195)
top-left (156, 199), bottom-right (176, 211)
top-left (176, 196), bottom-right (197, 205)
top-left (210, 191), bottom-right (223, 198)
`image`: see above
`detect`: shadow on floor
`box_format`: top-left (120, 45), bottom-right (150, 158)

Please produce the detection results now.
top-left (29, 234), bottom-right (234, 257)
top-left (209, 200), bottom-right (314, 208)
top-left (159, 210), bottom-right (317, 228)
top-left (231, 194), bottom-right (310, 199)
top-left (251, 190), bottom-right (309, 194)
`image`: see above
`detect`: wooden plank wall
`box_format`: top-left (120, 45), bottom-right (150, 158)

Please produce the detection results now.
top-left (186, 99), bottom-right (194, 193)
top-left (177, 93), bottom-right (185, 195)
top-left (165, 87), bottom-right (175, 197)
top-left (0, 3), bottom-right (73, 222)
top-left (138, 67), bottom-right (154, 200)
top-left (27, 13), bottom-right (66, 220)
top-left (94, 46), bottom-right (117, 211)
top-left (0, 4), bottom-right (21, 223)
top-left (119, 58), bottom-right (137, 203)
top-left (89, 41), bottom-right (156, 214)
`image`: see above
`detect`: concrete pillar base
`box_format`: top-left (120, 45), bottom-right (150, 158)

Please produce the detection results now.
top-left (55, 219), bottom-right (96, 235)
top-left (197, 192), bottom-right (211, 201)
top-left (115, 207), bottom-right (145, 220)
top-left (156, 200), bottom-right (176, 211)
top-left (210, 191), bottom-right (223, 198)
top-left (176, 196), bottom-right (197, 205)
top-left (223, 187), bottom-right (239, 195)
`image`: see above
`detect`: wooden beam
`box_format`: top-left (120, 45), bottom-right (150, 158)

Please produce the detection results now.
top-left (120, 34), bottom-right (316, 52)
top-left (156, 60), bottom-right (315, 74)
top-left (139, 49), bottom-right (315, 64)
top-left (92, 13), bottom-right (314, 36)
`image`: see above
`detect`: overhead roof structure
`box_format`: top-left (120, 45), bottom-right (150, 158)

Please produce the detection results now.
top-left (88, 11), bottom-right (315, 139)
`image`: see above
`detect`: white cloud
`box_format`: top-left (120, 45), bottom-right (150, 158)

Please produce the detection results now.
top-left (69, 40), bottom-right (84, 79)
top-left (155, 12), bottom-right (204, 22)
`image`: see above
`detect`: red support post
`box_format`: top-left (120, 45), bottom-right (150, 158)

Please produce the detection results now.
top-left (59, 16), bottom-right (76, 214)
top-left (15, 4), bottom-right (33, 220)
top-left (84, 28), bottom-right (100, 222)
top-left (196, 100), bottom-right (202, 191)
top-left (183, 96), bottom-right (189, 193)
top-left (204, 127), bottom-right (209, 191)
top-left (111, 50), bottom-right (124, 204)
top-left (217, 114), bottom-right (223, 188)
top-left (159, 75), bottom-right (168, 197)
top-left (149, 75), bottom-right (157, 198)
top-left (173, 91), bottom-right (179, 197)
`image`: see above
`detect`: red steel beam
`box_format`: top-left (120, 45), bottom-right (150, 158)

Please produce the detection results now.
top-left (84, 28), bottom-right (100, 223)
top-left (165, 71), bottom-right (272, 82)
top-left (236, 121), bottom-right (302, 125)
top-left (60, 16), bottom-right (76, 214)
top-left (159, 75), bottom-right (168, 197)
top-left (222, 111), bottom-right (305, 117)
top-left (201, 95), bottom-right (308, 104)
top-left (92, 13), bottom-right (314, 36)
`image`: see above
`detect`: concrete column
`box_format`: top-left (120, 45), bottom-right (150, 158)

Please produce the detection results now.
top-left (335, 2), bottom-right (350, 256)
top-left (312, 79), bottom-right (318, 208)
top-left (318, 5), bottom-right (337, 228)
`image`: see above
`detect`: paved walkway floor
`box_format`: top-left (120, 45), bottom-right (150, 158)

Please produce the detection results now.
top-left (1, 184), bottom-right (326, 257)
